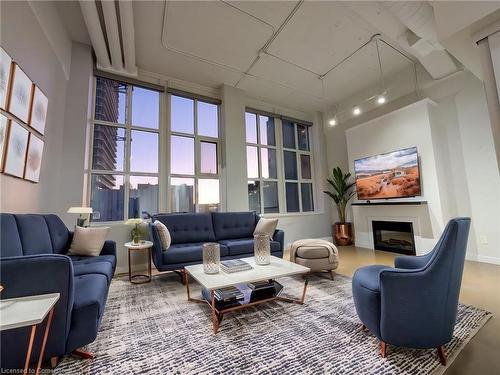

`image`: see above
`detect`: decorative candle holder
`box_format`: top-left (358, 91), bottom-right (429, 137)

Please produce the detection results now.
top-left (203, 243), bottom-right (220, 274)
top-left (254, 234), bottom-right (271, 265)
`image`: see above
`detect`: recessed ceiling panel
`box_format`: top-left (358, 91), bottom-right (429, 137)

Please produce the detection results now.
top-left (238, 75), bottom-right (328, 113)
top-left (249, 54), bottom-right (324, 97)
top-left (268, 1), bottom-right (375, 74)
top-left (163, 1), bottom-right (274, 72)
top-left (225, 0), bottom-right (300, 29)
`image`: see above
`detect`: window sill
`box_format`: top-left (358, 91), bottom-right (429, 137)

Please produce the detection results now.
top-left (261, 211), bottom-right (326, 219)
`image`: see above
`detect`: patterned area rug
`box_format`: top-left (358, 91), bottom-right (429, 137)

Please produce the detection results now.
top-left (56, 273), bottom-right (491, 374)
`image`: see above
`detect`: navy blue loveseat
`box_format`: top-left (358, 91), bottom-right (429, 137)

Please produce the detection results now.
top-left (149, 211), bottom-right (284, 271)
top-left (0, 214), bottom-right (116, 368)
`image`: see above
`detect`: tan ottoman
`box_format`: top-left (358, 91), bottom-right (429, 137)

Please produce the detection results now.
top-left (288, 239), bottom-right (339, 280)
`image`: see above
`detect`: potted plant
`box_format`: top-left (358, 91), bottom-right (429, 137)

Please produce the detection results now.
top-left (324, 167), bottom-right (356, 246)
top-left (126, 218), bottom-right (144, 245)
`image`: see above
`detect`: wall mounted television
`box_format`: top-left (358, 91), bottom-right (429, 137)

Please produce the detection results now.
top-left (354, 147), bottom-right (421, 200)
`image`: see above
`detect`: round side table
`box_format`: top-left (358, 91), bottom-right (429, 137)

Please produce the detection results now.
top-left (125, 241), bottom-right (153, 284)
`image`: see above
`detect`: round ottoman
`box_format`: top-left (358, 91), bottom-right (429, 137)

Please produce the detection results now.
top-left (288, 239), bottom-right (339, 280)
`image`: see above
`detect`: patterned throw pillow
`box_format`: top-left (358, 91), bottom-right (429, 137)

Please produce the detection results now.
top-left (154, 220), bottom-right (171, 250)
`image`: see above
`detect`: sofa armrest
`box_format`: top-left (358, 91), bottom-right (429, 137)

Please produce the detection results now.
top-left (273, 229), bottom-right (284, 251)
top-left (0, 254), bottom-right (75, 363)
top-left (100, 240), bottom-right (116, 257)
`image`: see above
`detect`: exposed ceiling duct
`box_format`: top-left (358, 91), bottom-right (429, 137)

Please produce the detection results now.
top-left (381, 1), bottom-right (459, 79)
top-left (79, 0), bottom-right (137, 76)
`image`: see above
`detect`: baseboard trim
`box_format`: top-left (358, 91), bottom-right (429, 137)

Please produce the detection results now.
top-left (465, 254), bottom-right (500, 265)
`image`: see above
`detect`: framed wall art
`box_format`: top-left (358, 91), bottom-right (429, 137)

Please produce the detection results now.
top-left (0, 47), bottom-right (12, 110)
top-left (9, 64), bottom-right (33, 124)
top-left (0, 113), bottom-right (8, 170)
top-left (30, 86), bottom-right (48, 135)
top-left (4, 120), bottom-right (28, 178)
top-left (24, 132), bottom-right (44, 182)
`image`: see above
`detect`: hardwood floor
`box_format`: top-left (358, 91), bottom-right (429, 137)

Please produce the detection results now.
top-left (331, 245), bottom-right (500, 375)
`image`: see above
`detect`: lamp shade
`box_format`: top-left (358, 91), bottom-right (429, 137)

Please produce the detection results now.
top-left (67, 207), bottom-right (93, 214)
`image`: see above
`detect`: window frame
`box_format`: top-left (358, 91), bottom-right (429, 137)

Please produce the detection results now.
top-left (86, 77), bottom-right (161, 222)
top-left (245, 110), bottom-right (316, 215)
top-left (167, 93), bottom-right (222, 213)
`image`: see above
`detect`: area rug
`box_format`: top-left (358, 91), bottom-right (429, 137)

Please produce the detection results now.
top-left (56, 273), bottom-right (491, 374)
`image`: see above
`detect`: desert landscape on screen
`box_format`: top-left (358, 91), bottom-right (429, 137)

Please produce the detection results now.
top-left (355, 148), bottom-right (421, 200)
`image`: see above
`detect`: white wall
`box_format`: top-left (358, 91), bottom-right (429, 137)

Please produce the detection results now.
top-left (325, 71), bottom-right (500, 264)
top-left (345, 99), bottom-right (445, 253)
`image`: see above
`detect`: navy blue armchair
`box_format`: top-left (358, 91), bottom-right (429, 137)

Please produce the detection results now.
top-left (352, 218), bottom-right (471, 365)
top-left (0, 214), bottom-right (116, 369)
top-left (149, 211), bottom-right (284, 272)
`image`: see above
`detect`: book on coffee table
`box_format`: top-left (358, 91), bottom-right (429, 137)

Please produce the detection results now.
top-left (220, 259), bottom-right (252, 273)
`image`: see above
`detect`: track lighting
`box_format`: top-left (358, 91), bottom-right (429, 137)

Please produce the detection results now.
top-left (328, 118), bottom-right (337, 126)
top-left (377, 95), bottom-right (386, 104)
top-left (352, 106), bottom-right (361, 116)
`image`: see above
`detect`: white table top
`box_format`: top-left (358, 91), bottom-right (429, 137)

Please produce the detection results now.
top-left (0, 293), bottom-right (60, 331)
top-left (125, 241), bottom-right (153, 249)
top-left (185, 256), bottom-right (310, 290)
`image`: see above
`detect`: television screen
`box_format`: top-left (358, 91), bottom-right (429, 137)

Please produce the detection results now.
top-left (354, 147), bottom-right (421, 200)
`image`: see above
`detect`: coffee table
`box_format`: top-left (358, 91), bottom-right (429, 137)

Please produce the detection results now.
top-left (184, 256), bottom-right (310, 333)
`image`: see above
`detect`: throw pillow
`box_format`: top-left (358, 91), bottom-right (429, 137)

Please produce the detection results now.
top-left (154, 220), bottom-right (171, 250)
top-left (68, 226), bottom-right (110, 257)
top-left (253, 217), bottom-right (278, 239)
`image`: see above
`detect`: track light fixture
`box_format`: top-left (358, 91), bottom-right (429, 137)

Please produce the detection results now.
top-left (352, 106), bottom-right (361, 116)
top-left (328, 118), bottom-right (337, 126)
top-left (377, 95), bottom-right (386, 104)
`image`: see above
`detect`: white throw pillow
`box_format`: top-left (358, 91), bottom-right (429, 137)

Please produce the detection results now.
top-left (253, 218), bottom-right (278, 239)
top-left (154, 220), bottom-right (171, 250)
top-left (68, 226), bottom-right (110, 257)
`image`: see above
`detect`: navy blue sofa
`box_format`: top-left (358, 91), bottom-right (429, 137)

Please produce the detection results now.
top-left (149, 211), bottom-right (284, 271)
top-left (352, 217), bottom-right (471, 365)
top-left (0, 214), bottom-right (116, 368)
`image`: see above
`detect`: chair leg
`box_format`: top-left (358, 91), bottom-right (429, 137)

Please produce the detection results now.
top-left (72, 349), bottom-right (95, 359)
top-left (379, 341), bottom-right (387, 358)
top-left (329, 270), bottom-right (335, 280)
top-left (50, 356), bottom-right (59, 368)
top-left (437, 346), bottom-right (447, 366)
top-left (361, 324), bottom-right (368, 332)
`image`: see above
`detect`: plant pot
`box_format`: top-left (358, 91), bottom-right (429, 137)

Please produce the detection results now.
top-left (332, 222), bottom-right (353, 246)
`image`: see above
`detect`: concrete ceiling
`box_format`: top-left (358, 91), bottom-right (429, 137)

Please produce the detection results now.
top-left (56, 1), bottom-right (478, 113)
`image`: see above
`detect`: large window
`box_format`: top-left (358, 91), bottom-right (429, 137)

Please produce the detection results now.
top-left (246, 111), bottom-right (314, 214)
top-left (89, 77), bottom-right (160, 221)
top-left (169, 94), bottom-right (220, 213)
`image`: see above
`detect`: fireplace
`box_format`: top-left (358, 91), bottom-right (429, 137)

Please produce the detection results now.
top-left (372, 220), bottom-right (416, 255)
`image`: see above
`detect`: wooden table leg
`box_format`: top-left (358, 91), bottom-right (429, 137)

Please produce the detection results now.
top-left (299, 274), bottom-right (309, 304)
top-left (147, 247), bottom-right (152, 282)
top-left (24, 325), bottom-right (37, 374)
top-left (211, 290), bottom-right (219, 334)
top-left (184, 270), bottom-right (191, 300)
top-left (35, 307), bottom-right (55, 374)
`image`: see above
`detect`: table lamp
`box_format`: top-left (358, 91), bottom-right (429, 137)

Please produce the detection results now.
top-left (67, 207), bottom-right (93, 227)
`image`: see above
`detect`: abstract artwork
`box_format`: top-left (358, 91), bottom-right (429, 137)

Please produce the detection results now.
top-left (30, 86), bottom-right (48, 135)
top-left (4, 120), bottom-right (28, 178)
top-left (9, 64), bottom-right (32, 124)
top-left (0, 113), bottom-right (8, 170)
top-left (0, 47), bottom-right (12, 110)
top-left (24, 133), bottom-right (44, 182)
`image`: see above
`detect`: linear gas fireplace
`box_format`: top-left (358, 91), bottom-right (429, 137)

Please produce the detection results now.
top-left (372, 220), bottom-right (416, 255)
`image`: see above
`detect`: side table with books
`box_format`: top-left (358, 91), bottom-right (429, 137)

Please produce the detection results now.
top-left (183, 256), bottom-right (310, 333)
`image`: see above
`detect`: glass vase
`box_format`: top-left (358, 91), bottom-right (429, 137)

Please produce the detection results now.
top-left (254, 234), bottom-right (271, 265)
top-left (203, 243), bottom-right (220, 274)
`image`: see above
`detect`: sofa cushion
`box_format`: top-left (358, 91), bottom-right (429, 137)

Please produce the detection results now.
top-left (16, 214), bottom-right (53, 255)
top-left (296, 246), bottom-right (331, 259)
top-left (44, 214), bottom-right (70, 254)
top-left (153, 213), bottom-right (216, 245)
top-left (73, 260), bottom-right (114, 283)
top-left (162, 242), bottom-right (228, 264)
top-left (212, 212), bottom-right (257, 240)
top-left (219, 238), bottom-right (280, 256)
top-left (0, 214), bottom-right (23, 258)
top-left (68, 255), bottom-right (117, 271)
